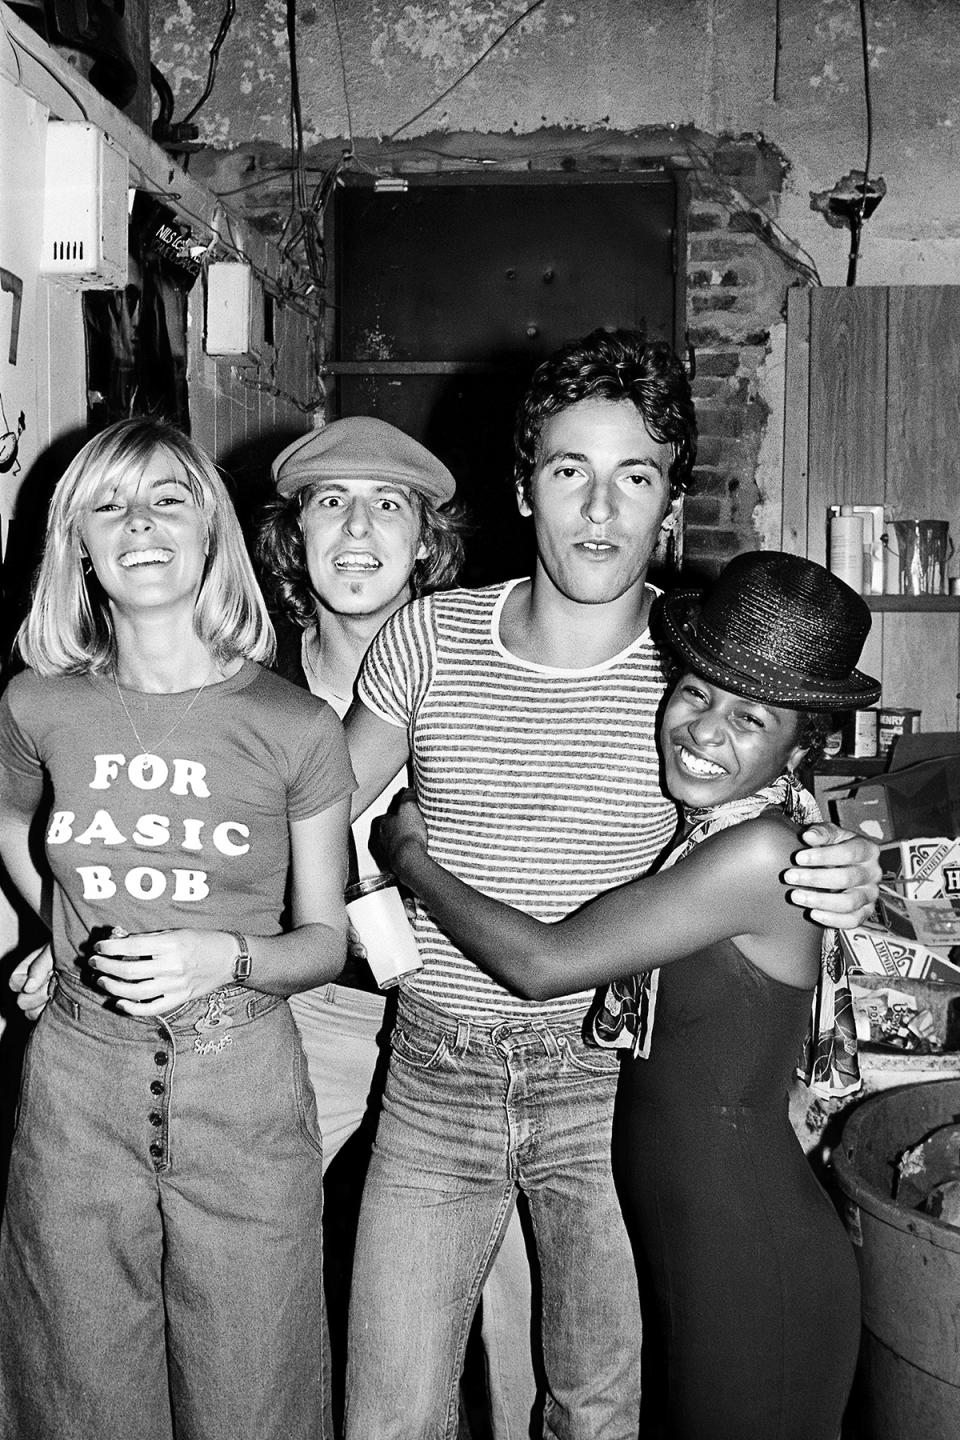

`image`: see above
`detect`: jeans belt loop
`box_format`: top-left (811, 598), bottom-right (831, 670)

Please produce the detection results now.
top-left (453, 1019), bottom-right (471, 1055)
top-left (539, 1025), bottom-right (561, 1060)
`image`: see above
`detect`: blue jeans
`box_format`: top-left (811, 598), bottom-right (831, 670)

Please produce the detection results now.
top-left (344, 989), bottom-right (640, 1440)
top-left (0, 971), bottom-right (328, 1440)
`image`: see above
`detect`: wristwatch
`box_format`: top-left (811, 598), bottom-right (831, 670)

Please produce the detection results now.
top-left (230, 933), bottom-right (252, 984)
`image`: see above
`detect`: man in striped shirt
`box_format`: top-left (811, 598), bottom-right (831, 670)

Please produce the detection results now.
top-left (341, 329), bottom-right (880, 1440)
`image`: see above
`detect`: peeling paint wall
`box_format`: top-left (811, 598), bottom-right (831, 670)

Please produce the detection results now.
top-left (151, 0), bottom-right (960, 285)
top-left (149, 0), bottom-right (960, 560)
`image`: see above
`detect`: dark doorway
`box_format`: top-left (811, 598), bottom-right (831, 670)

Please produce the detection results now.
top-left (328, 172), bottom-right (684, 585)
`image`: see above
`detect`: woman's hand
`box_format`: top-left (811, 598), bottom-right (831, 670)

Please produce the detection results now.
top-left (91, 928), bottom-right (237, 1015)
top-left (371, 788), bottom-right (429, 880)
top-left (782, 823), bottom-right (882, 928)
top-left (9, 942), bottom-right (55, 1021)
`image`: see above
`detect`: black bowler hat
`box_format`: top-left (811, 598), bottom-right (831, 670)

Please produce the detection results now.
top-left (658, 551), bottom-right (881, 712)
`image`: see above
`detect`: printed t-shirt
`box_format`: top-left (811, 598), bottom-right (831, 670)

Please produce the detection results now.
top-left (356, 579), bottom-right (679, 1023)
top-left (0, 660), bottom-right (355, 976)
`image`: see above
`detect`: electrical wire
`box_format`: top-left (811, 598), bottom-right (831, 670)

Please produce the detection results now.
top-left (679, 134), bottom-right (821, 286)
top-left (773, 0), bottom-right (782, 102)
top-left (0, 3), bottom-right (24, 87)
top-left (5, 22), bottom-right (89, 118)
top-left (180, 0), bottom-right (238, 125)
top-left (846, 0), bottom-right (874, 285)
top-left (858, 0), bottom-right (874, 199)
top-left (388, 0), bottom-right (550, 141)
top-left (330, 0), bottom-right (355, 154)
top-left (279, 0), bottom-right (328, 296)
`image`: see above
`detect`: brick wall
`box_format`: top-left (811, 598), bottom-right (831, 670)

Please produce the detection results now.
top-left (682, 137), bottom-right (798, 579)
top-left (199, 131), bottom-right (800, 578)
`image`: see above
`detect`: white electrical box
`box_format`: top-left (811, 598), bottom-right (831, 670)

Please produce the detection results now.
top-left (40, 122), bottom-right (129, 289)
top-left (204, 261), bottom-right (262, 361)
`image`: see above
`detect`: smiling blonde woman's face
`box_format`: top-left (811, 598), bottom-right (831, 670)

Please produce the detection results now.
top-left (79, 450), bottom-right (209, 615)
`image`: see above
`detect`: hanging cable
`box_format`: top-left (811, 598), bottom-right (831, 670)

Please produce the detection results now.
top-left (388, 0), bottom-right (549, 141)
top-left (330, 0), bottom-right (355, 154)
top-left (679, 135), bottom-right (822, 286)
top-left (846, 0), bottom-right (873, 285)
top-left (180, 0), bottom-right (237, 125)
top-left (280, 0), bottom-right (326, 293)
top-left (772, 0), bottom-right (782, 102)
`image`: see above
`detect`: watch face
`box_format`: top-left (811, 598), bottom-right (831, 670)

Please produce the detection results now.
top-left (232, 938), bottom-right (252, 983)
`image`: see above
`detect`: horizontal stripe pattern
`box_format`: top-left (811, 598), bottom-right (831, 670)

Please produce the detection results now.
top-left (357, 580), bottom-right (678, 1022)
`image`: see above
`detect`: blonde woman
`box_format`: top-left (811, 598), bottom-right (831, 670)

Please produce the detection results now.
top-left (0, 419), bottom-right (352, 1440)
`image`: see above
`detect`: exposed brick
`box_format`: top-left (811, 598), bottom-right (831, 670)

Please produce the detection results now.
top-left (691, 292), bottom-right (738, 314)
top-left (685, 495), bottom-right (724, 526)
top-left (696, 407), bottom-right (746, 438)
top-left (687, 209), bottom-right (729, 232)
top-left (689, 376), bottom-right (726, 400)
top-left (692, 351), bottom-right (740, 378)
top-left (690, 470), bottom-right (735, 498)
top-left (687, 235), bottom-right (755, 261)
top-left (686, 324), bottom-right (736, 347)
top-left (693, 435), bottom-right (723, 467)
top-left (686, 527), bottom-right (746, 554)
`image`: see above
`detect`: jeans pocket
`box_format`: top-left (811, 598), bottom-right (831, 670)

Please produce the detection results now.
top-left (10, 1019), bottom-right (41, 1136)
top-left (559, 1034), bottom-right (623, 1076)
top-left (391, 1022), bottom-right (450, 1072)
top-left (293, 1032), bottom-right (325, 1158)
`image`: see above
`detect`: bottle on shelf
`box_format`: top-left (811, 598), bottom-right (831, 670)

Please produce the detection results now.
top-left (829, 505), bottom-right (864, 592)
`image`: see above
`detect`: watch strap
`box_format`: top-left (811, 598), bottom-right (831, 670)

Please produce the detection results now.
top-left (230, 933), bottom-right (252, 984)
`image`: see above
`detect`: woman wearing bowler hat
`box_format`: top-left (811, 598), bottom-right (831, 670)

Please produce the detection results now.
top-left (372, 551), bottom-right (879, 1440)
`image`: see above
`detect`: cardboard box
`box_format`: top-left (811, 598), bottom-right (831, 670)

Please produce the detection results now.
top-left (827, 741), bottom-right (960, 946)
top-left (877, 878), bottom-right (960, 947)
top-left (840, 923), bottom-right (960, 982)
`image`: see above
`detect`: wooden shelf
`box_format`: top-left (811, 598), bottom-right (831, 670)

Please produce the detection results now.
top-left (866, 595), bottom-right (960, 612)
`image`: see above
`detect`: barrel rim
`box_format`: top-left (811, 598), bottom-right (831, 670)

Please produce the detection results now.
top-left (832, 1079), bottom-right (960, 1253)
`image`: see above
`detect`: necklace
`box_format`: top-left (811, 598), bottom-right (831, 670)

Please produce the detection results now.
top-left (112, 666), bottom-right (214, 758)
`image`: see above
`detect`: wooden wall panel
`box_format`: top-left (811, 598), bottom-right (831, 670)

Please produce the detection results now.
top-left (807, 287), bottom-right (888, 567)
top-left (858, 612), bottom-right (884, 692)
top-left (886, 287), bottom-right (960, 521)
top-left (790, 285), bottom-right (960, 744)
top-left (782, 287), bottom-right (810, 556)
top-left (882, 612), bottom-right (959, 730)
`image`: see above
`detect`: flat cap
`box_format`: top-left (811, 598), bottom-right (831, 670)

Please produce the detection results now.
top-left (271, 416), bottom-right (456, 505)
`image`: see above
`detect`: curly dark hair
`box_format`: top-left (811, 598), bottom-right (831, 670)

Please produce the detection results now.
top-left (514, 327), bottom-right (697, 503)
top-left (256, 486), bottom-right (467, 629)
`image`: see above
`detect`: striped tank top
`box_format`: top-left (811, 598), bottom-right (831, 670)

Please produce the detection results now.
top-left (357, 578), bottom-right (679, 1022)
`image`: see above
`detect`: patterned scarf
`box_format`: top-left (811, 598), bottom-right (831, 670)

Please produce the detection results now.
top-left (588, 770), bottom-right (861, 1098)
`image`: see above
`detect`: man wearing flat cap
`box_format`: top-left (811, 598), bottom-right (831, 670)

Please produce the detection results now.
top-left (258, 415), bottom-right (463, 1168)
top-left (260, 416), bottom-right (536, 1435)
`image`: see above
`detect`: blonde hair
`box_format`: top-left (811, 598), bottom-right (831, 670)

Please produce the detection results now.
top-left (18, 419), bottom-right (276, 675)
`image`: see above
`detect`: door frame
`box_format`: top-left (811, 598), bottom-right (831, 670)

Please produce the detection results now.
top-left (322, 165), bottom-right (689, 408)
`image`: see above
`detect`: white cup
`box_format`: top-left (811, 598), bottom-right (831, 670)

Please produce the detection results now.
top-left (345, 874), bottom-right (423, 990)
